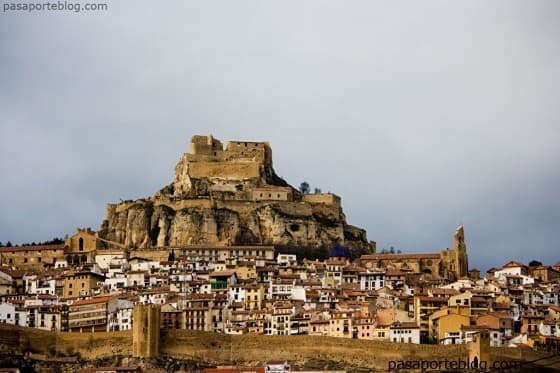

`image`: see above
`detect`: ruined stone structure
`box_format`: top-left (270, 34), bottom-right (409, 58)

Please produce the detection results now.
top-left (360, 226), bottom-right (469, 281)
top-left (98, 135), bottom-right (374, 252)
top-left (132, 304), bottom-right (160, 358)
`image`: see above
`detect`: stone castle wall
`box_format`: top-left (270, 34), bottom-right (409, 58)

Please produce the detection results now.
top-left (1, 325), bottom-right (555, 371)
top-left (187, 135), bottom-right (272, 167)
top-left (98, 134), bottom-right (372, 251)
top-left (303, 193), bottom-right (341, 207)
top-left (188, 161), bottom-right (261, 180)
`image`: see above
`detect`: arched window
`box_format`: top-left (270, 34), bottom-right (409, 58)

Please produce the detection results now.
top-left (81, 255), bottom-right (87, 264)
top-left (66, 255), bottom-right (72, 264)
top-left (78, 238), bottom-right (84, 251)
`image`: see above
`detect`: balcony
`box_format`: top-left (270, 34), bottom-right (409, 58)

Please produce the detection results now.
top-left (210, 280), bottom-right (228, 290)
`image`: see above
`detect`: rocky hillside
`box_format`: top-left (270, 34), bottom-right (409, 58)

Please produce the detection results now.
top-left (98, 135), bottom-right (374, 253)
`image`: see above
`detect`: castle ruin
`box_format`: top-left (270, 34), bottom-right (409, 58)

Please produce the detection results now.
top-left (98, 135), bottom-right (374, 252)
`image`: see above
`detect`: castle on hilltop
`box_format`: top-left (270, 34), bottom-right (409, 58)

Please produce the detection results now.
top-left (98, 134), bottom-right (373, 251)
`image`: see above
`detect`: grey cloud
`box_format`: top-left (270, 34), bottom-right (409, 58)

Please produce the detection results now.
top-left (1, 1), bottom-right (559, 271)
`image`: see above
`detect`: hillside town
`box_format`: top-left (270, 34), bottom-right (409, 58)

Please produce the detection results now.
top-left (0, 226), bottom-right (559, 355)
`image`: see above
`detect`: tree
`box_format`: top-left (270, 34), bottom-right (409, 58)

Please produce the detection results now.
top-left (389, 246), bottom-right (395, 254)
top-left (529, 260), bottom-right (542, 267)
top-left (6, 241), bottom-right (12, 247)
top-left (168, 249), bottom-right (176, 262)
top-left (299, 181), bottom-right (310, 194)
top-left (314, 187), bottom-right (322, 194)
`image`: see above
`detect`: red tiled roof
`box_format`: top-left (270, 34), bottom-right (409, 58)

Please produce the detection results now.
top-left (71, 295), bottom-right (113, 306)
top-left (209, 271), bottom-right (235, 277)
top-left (502, 261), bottom-right (527, 268)
top-left (362, 253), bottom-right (440, 260)
top-left (391, 322), bottom-right (419, 329)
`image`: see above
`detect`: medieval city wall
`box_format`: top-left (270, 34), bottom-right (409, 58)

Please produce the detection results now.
top-left (1, 325), bottom-right (556, 371)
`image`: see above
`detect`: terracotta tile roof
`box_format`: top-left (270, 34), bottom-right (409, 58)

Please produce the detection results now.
top-left (362, 253), bottom-right (440, 260)
top-left (391, 322), bottom-right (419, 329)
top-left (210, 271), bottom-right (235, 277)
top-left (471, 296), bottom-right (490, 303)
top-left (431, 288), bottom-right (460, 296)
top-left (417, 296), bottom-right (448, 302)
top-left (0, 268), bottom-right (26, 277)
top-left (71, 295), bottom-right (113, 306)
top-left (502, 260), bottom-right (527, 268)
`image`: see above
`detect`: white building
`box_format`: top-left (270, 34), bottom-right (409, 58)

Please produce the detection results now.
top-left (105, 275), bottom-right (127, 292)
top-left (107, 298), bottom-right (134, 331)
top-left (277, 254), bottom-right (297, 266)
top-left (0, 302), bottom-right (16, 325)
top-left (229, 285), bottom-right (246, 306)
top-left (138, 290), bottom-right (168, 305)
top-left (358, 270), bottom-right (385, 291)
top-left (389, 322), bottom-right (420, 344)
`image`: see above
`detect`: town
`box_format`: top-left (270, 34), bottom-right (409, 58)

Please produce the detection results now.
top-left (1, 225), bottom-right (559, 355)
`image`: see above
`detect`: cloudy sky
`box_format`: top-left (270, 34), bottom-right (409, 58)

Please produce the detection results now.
top-left (1, 1), bottom-right (559, 271)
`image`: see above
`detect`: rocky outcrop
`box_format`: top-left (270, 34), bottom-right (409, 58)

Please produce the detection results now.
top-left (98, 135), bottom-right (374, 252)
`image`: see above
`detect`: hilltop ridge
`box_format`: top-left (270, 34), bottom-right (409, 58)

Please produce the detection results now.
top-left (99, 135), bottom-right (375, 253)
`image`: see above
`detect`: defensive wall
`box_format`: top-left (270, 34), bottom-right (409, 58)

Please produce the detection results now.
top-left (187, 135), bottom-right (272, 167)
top-left (2, 324), bottom-right (556, 371)
top-left (188, 162), bottom-right (261, 180)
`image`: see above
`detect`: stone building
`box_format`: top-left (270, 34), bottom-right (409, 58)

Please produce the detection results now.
top-left (0, 244), bottom-right (65, 271)
top-left (62, 271), bottom-right (105, 299)
top-left (68, 295), bottom-right (112, 332)
top-left (359, 226), bottom-right (469, 281)
top-left (132, 304), bottom-right (160, 358)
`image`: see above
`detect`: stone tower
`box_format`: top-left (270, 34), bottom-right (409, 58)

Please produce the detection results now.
top-left (452, 226), bottom-right (469, 279)
top-left (132, 304), bottom-right (160, 358)
top-left (467, 330), bottom-right (491, 369)
top-left (440, 226), bottom-right (469, 280)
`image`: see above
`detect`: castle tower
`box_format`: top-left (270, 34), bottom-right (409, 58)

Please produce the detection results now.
top-left (132, 304), bottom-right (161, 358)
top-left (467, 330), bottom-right (491, 369)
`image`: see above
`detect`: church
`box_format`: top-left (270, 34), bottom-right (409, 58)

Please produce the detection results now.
top-left (359, 226), bottom-right (469, 281)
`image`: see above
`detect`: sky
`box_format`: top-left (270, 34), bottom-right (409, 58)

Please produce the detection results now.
top-left (1, 1), bottom-right (559, 272)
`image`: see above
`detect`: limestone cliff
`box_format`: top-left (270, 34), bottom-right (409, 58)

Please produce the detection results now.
top-left (99, 135), bottom-right (374, 252)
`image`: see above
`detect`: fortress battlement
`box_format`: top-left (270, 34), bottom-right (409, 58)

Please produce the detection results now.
top-left (187, 134), bottom-right (272, 166)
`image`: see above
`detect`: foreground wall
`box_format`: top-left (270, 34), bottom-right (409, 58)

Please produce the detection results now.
top-left (1, 325), bottom-right (558, 371)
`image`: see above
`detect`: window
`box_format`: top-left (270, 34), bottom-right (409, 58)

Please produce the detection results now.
top-left (24, 258), bottom-right (28, 263)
